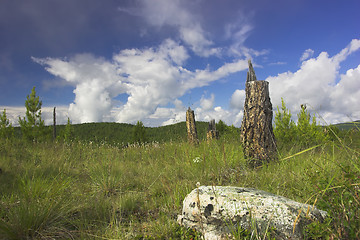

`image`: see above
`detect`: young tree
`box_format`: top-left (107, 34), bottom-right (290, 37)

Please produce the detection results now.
top-left (133, 121), bottom-right (146, 144)
top-left (0, 109), bottom-right (14, 139)
top-left (64, 117), bottom-right (74, 143)
top-left (296, 104), bottom-right (326, 146)
top-left (274, 98), bottom-right (296, 144)
top-left (18, 86), bottom-right (46, 141)
top-left (216, 120), bottom-right (228, 137)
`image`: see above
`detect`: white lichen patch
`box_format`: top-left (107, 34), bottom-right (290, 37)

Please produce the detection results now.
top-left (178, 186), bottom-right (327, 240)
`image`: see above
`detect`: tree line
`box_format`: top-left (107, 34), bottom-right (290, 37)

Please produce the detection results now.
top-left (0, 87), bottom-right (350, 147)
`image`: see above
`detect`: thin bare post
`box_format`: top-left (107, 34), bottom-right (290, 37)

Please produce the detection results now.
top-left (53, 107), bottom-right (56, 140)
top-left (240, 60), bottom-right (277, 167)
top-left (186, 107), bottom-right (199, 145)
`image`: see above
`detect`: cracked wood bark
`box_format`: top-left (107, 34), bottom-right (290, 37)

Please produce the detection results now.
top-left (186, 107), bottom-right (199, 145)
top-left (240, 60), bottom-right (277, 167)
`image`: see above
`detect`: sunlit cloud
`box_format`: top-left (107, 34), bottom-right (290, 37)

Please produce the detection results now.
top-left (34, 39), bottom-right (248, 125)
top-left (267, 39), bottom-right (360, 124)
top-left (300, 49), bottom-right (314, 61)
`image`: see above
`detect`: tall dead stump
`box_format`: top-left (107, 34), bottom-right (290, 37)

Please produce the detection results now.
top-left (207, 119), bottom-right (219, 141)
top-left (53, 107), bottom-right (56, 140)
top-left (240, 60), bottom-right (277, 167)
top-left (186, 107), bottom-right (199, 145)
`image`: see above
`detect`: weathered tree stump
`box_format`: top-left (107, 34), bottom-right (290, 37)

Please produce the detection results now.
top-left (207, 119), bottom-right (219, 141)
top-left (240, 60), bottom-right (277, 167)
top-left (186, 107), bottom-right (199, 145)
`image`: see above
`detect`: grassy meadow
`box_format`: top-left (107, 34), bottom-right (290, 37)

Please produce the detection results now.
top-left (0, 125), bottom-right (359, 239)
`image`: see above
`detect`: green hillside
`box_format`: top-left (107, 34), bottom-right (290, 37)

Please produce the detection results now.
top-left (332, 120), bottom-right (360, 131)
top-left (13, 119), bottom-right (359, 145)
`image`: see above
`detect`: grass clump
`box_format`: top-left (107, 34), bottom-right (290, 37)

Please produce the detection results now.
top-left (0, 175), bottom-right (75, 239)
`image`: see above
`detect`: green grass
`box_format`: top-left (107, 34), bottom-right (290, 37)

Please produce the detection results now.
top-left (0, 131), bottom-right (359, 239)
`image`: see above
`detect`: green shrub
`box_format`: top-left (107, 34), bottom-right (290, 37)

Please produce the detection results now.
top-left (0, 109), bottom-right (14, 139)
top-left (274, 98), bottom-right (327, 149)
top-left (274, 98), bottom-right (296, 145)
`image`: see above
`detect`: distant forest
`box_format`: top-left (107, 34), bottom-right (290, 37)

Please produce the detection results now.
top-left (13, 121), bottom-right (212, 145)
top-left (11, 119), bottom-right (359, 146)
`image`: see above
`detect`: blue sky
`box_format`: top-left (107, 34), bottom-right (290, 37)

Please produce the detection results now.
top-left (1, 0), bottom-right (359, 127)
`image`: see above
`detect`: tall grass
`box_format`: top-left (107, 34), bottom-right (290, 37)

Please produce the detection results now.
top-left (0, 132), bottom-right (359, 239)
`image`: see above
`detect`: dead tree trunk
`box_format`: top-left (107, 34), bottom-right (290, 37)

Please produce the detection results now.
top-left (207, 119), bottom-right (219, 141)
top-left (240, 60), bottom-right (277, 167)
top-left (53, 107), bottom-right (56, 141)
top-left (186, 107), bottom-right (199, 145)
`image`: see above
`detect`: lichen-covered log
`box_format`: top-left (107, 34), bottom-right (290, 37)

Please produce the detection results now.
top-left (186, 107), bottom-right (199, 144)
top-left (178, 186), bottom-right (327, 240)
top-left (207, 119), bottom-right (219, 141)
top-left (240, 60), bottom-right (277, 167)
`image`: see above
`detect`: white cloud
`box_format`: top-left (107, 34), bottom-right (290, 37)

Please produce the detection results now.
top-left (224, 13), bottom-right (268, 59)
top-left (31, 36), bottom-right (360, 128)
top-left (300, 49), bottom-right (314, 61)
top-left (268, 61), bottom-right (287, 66)
top-left (33, 54), bottom-right (127, 123)
top-left (35, 40), bottom-right (248, 125)
top-left (136, 0), bottom-right (191, 28)
top-left (267, 38), bottom-right (360, 124)
top-left (120, 0), bottom-right (263, 59)
top-left (230, 89), bottom-right (245, 109)
top-left (179, 25), bottom-right (220, 57)
top-left (194, 105), bottom-right (243, 127)
top-left (0, 105), bottom-right (69, 126)
top-left (330, 64), bottom-right (360, 118)
top-left (114, 44), bottom-right (247, 123)
top-left (150, 99), bottom-right (187, 126)
top-left (138, 94), bottom-right (245, 127)
top-left (200, 94), bottom-right (215, 111)
top-left (160, 39), bottom-right (189, 65)
top-left (126, 0), bottom-right (220, 57)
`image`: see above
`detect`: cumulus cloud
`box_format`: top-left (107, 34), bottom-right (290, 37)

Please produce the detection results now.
top-left (300, 49), bottom-right (314, 61)
top-left (149, 99), bottom-right (187, 126)
top-left (139, 94), bottom-right (245, 127)
top-left (33, 54), bottom-right (127, 123)
top-left (194, 105), bottom-right (243, 126)
top-left (267, 38), bottom-right (360, 124)
top-left (200, 94), bottom-right (215, 111)
top-left (34, 39), bottom-right (248, 125)
top-left (230, 89), bottom-right (245, 109)
top-left (31, 37), bottom-right (360, 127)
top-left (330, 64), bottom-right (360, 120)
